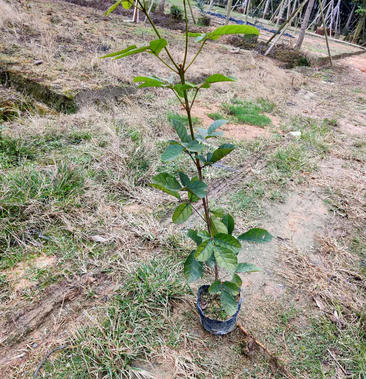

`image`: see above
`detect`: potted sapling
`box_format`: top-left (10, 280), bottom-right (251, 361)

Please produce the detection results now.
top-left (103, 0), bottom-right (272, 335)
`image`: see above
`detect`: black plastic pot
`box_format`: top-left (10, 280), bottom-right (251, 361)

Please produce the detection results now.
top-left (196, 285), bottom-right (242, 335)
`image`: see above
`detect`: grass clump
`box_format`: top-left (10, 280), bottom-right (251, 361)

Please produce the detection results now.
top-left (220, 98), bottom-right (273, 127)
top-left (0, 132), bottom-right (36, 168)
top-left (207, 112), bottom-right (226, 120)
top-left (0, 163), bottom-right (85, 249)
top-left (43, 257), bottom-right (186, 377)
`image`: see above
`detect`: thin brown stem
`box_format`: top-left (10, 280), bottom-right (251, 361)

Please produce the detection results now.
top-left (191, 204), bottom-right (206, 223)
top-left (185, 41), bottom-right (206, 73)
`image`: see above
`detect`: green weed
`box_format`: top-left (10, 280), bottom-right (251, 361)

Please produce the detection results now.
top-left (207, 112), bottom-right (226, 120)
top-left (0, 133), bottom-right (36, 168)
top-left (43, 257), bottom-right (186, 377)
top-left (268, 143), bottom-right (314, 177)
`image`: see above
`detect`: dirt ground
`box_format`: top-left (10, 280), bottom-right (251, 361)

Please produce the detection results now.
top-left (1, 0), bottom-right (365, 378)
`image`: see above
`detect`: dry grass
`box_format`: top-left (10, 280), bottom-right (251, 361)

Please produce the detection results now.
top-left (0, 0), bottom-right (21, 28)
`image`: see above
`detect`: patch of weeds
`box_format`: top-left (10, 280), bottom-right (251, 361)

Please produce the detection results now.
top-left (0, 273), bottom-right (10, 301)
top-left (27, 266), bottom-right (59, 289)
top-left (207, 112), bottom-right (226, 120)
top-left (224, 101), bottom-right (271, 127)
top-left (287, 316), bottom-right (366, 377)
top-left (256, 97), bottom-right (276, 113)
top-left (230, 181), bottom-right (265, 218)
top-left (268, 143), bottom-right (315, 177)
top-left (352, 138), bottom-right (366, 162)
top-left (222, 98), bottom-right (272, 127)
top-left (0, 132), bottom-right (36, 168)
top-left (0, 163), bottom-right (85, 248)
top-left (43, 257), bottom-right (186, 378)
top-left (66, 130), bottom-right (93, 145)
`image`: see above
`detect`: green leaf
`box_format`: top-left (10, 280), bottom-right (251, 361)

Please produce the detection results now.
top-left (182, 140), bottom-right (204, 153)
top-left (151, 173), bottom-right (181, 199)
top-left (222, 281), bottom-right (240, 295)
top-left (214, 233), bottom-right (241, 250)
top-left (133, 76), bottom-right (167, 88)
top-left (122, 0), bottom-right (133, 9)
top-left (101, 45), bottom-right (137, 58)
top-left (222, 214), bottom-right (234, 235)
top-left (197, 230), bottom-right (211, 240)
top-left (207, 25), bottom-right (260, 40)
top-left (172, 203), bottom-right (192, 224)
top-left (185, 180), bottom-right (207, 199)
top-left (188, 176), bottom-right (200, 203)
top-left (105, 0), bottom-right (121, 15)
top-left (208, 119), bottom-right (227, 135)
top-left (236, 263), bottom-right (261, 273)
top-left (214, 247), bottom-right (237, 274)
top-left (200, 74), bottom-right (236, 88)
top-left (171, 117), bottom-right (190, 143)
top-left (173, 83), bottom-right (197, 97)
top-left (178, 172), bottom-right (190, 187)
top-left (210, 208), bottom-right (226, 218)
top-left (184, 251), bottom-right (203, 283)
top-left (210, 216), bottom-right (228, 236)
top-left (208, 280), bottom-right (221, 294)
top-left (196, 120), bottom-right (226, 141)
top-left (238, 228), bottom-right (273, 243)
top-left (232, 273), bottom-right (242, 287)
top-left (221, 291), bottom-right (238, 316)
top-left (149, 38), bottom-right (167, 55)
top-left (195, 239), bottom-right (214, 262)
top-left (187, 229), bottom-right (202, 246)
top-left (187, 32), bottom-right (202, 37)
top-left (206, 254), bottom-right (216, 269)
top-left (161, 143), bottom-right (183, 162)
top-left (112, 46), bottom-right (149, 59)
top-left (210, 144), bottom-right (235, 164)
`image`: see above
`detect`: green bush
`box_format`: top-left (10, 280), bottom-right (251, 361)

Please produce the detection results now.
top-left (170, 5), bottom-right (183, 20)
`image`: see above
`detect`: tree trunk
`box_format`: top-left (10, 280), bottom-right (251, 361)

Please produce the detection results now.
top-left (296, 0), bottom-right (314, 49)
top-left (158, 0), bottom-right (166, 14)
top-left (263, 0), bottom-right (270, 18)
top-left (225, 0), bottom-right (233, 24)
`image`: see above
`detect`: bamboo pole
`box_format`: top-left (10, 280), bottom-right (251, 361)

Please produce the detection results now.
top-left (296, 0), bottom-right (315, 48)
top-left (266, 0), bottom-right (308, 46)
top-left (187, 0), bottom-right (196, 24)
top-left (318, 0), bottom-right (333, 65)
top-left (265, 0), bottom-right (309, 55)
top-left (225, 0), bottom-right (234, 24)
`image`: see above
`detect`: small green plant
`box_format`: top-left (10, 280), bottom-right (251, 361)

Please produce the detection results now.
top-left (170, 5), bottom-right (183, 20)
top-left (103, 0), bottom-right (272, 320)
top-left (223, 99), bottom-right (272, 127)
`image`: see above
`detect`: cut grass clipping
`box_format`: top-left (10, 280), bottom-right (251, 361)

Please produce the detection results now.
top-left (208, 98), bottom-right (274, 127)
top-left (42, 257), bottom-right (186, 377)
